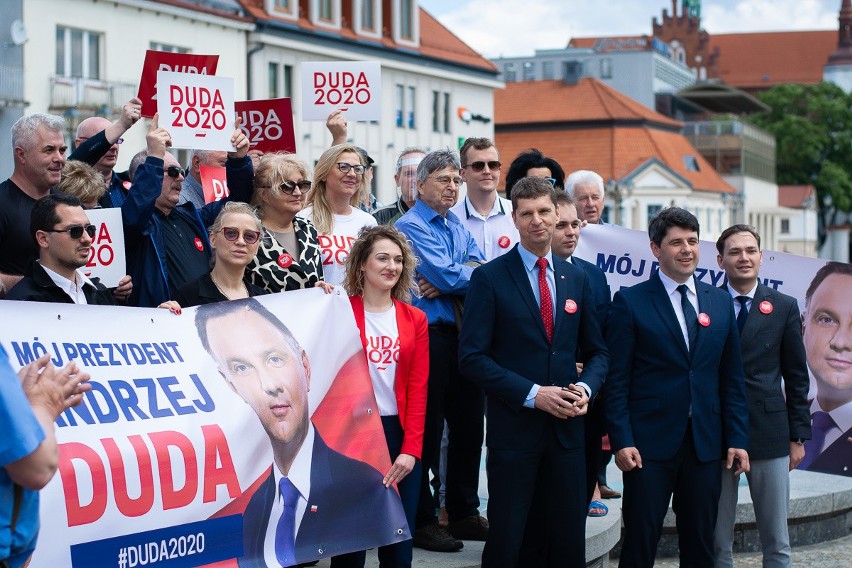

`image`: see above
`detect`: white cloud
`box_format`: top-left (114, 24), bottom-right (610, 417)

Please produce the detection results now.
top-left (423, 0), bottom-right (839, 58)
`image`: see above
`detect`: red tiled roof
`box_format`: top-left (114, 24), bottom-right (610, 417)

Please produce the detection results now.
top-left (495, 79), bottom-right (732, 194)
top-left (238, 1), bottom-right (495, 72)
top-left (778, 185), bottom-right (815, 208)
top-left (709, 31), bottom-right (836, 89)
top-left (495, 78), bottom-right (682, 127)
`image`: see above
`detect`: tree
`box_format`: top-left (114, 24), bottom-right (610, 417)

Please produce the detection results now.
top-left (748, 82), bottom-right (852, 212)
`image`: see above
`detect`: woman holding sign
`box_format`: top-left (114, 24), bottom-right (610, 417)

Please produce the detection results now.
top-left (342, 225), bottom-right (428, 568)
top-left (300, 144), bottom-right (377, 286)
top-left (174, 202), bottom-right (268, 306)
top-left (247, 153), bottom-right (327, 292)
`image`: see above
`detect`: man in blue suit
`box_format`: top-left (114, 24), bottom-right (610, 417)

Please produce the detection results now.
top-left (196, 298), bottom-right (407, 568)
top-left (606, 207), bottom-right (749, 567)
top-left (459, 177), bottom-right (608, 567)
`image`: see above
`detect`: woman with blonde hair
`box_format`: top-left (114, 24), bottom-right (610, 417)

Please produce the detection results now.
top-left (174, 201), bottom-right (267, 306)
top-left (341, 225), bottom-right (428, 568)
top-left (247, 153), bottom-right (328, 292)
top-left (59, 161), bottom-right (106, 209)
top-left (300, 144), bottom-right (377, 286)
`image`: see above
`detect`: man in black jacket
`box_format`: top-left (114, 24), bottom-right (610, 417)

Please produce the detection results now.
top-left (5, 194), bottom-right (116, 305)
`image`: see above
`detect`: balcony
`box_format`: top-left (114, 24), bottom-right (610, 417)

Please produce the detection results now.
top-left (683, 120), bottom-right (776, 183)
top-left (49, 76), bottom-right (137, 112)
top-left (0, 65), bottom-right (26, 107)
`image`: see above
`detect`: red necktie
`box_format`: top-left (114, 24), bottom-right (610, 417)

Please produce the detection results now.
top-left (537, 257), bottom-right (553, 342)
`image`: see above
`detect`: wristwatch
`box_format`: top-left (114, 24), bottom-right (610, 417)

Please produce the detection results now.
top-left (793, 439), bottom-right (805, 445)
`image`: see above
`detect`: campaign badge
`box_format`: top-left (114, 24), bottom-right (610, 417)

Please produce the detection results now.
top-left (194, 237), bottom-right (204, 252)
top-left (564, 299), bottom-right (578, 314)
top-left (498, 235), bottom-right (511, 249)
top-left (759, 301), bottom-right (773, 314)
top-left (277, 253), bottom-right (294, 268)
top-left (698, 313), bottom-right (711, 327)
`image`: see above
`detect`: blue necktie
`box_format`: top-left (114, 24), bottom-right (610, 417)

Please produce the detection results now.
top-left (800, 411), bottom-right (836, 470)
top-left (677, 284), bottom-right (698, 353)
top-left (275, 477), bottom-right (301, 566)
top-left (736, 296), bottom-right (749, 333)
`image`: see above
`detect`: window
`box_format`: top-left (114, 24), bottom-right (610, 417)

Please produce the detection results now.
top-left (282, 64), bottom-right (293, 98)
top-left (504, 63), bottom-right (517, 82)
top-left (542, 60), bottom-right (555, 80)
top-left (600, 58), bottom-right (612, 79)
top-left (395, 84), bottom-right (404, 128)
top-left (400, 0), bottom-right (414, 39)
top-left (56, 26), bottom-right (101, 80)
top-left (268, 0), bottom-right (297, 18)
top-left (522, 62), bottom-right (535, 81)
top-left (150, 42), bottom-right (189, 54)
top-left (683, 156), bottom-right (700, 171)
top-left (443, 92), bottom-right (451, 133)
top-left (601, 205), bottom-right (611, 224)
top-left (319, 0), bottom-right (333, 20)
top-left (432, 90), bottom-right (440, 133)
top-left (780, 218), bottom-right (790, 234)
top-left (647, 204), bottom-right (663, 225)
top-left (361, 0), bottom-right (377, 31)
top-left (407, 86), bottom-right (416, 128)
top-left (268, 63), bottom-right (279, 98)
top-left (310, 0), bottom-right (340, 28)
top-left (268, 63), bottom-right (293, 99)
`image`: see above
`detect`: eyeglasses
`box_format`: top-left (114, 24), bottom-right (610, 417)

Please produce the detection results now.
top-left (429, 175), bottom-right (463, 186)
top-left (220, 227), bottom-right (261, 245)
top-left (45, 224), bottom-right (96, 239)
top-left (544, 177), bottom-right (557, 187)
top-left (463, 160), bottom-right (502, 172)
top-left (336, 162), bottom-right (365, 175)
top-left (166, 166), bottom-right (187, 179)
top-left (279, 180), bottom-right (312, 194)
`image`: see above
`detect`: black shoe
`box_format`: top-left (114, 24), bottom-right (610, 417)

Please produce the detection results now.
top-left (447, 514), bottom-right (489, 541)
top-left (413, 522), bottom-right (464, 552)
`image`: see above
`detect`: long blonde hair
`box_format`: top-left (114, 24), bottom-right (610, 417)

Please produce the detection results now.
top-left (305, 143), bottom-right (367, 234)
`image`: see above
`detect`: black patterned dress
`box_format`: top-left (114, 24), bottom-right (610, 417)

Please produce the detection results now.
top-left (246, 216), bottom-right (324, 292)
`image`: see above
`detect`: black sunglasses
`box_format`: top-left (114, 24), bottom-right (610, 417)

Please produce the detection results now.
top-left (45, 224), bottom-right (96, 239)
top-left (166, 166), bottom-right (187, 179)
top-left (280, 180), bottom-right (312, 194)
top-left (464, 160), bottom-right (502, 172)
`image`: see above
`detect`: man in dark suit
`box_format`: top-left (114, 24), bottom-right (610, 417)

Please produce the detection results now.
top-left (552, 193), bottom-right (615, 508)
top-left (459, 177), bottom-right (608, 567)
top-left (712, 224), bottom-right (811, 568)
top-left (195, 298), bottom-right (407, 567)
top-left (799, 261), bottom-right (852, 476)
top-left (606, 207), bottom-right (749, 568)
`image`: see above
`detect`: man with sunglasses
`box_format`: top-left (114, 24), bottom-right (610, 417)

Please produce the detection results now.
top-left (451, 137), bottom-right (519, 262)
top-left (68, 97), bottom-right (143, 209)
top-left (121, 114), bottom-right (253, 307)
top-left (5, 194), bottom-right (116, 305)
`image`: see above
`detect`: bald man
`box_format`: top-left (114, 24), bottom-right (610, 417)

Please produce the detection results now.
top-left (68, 97), bottom-right (142, 208)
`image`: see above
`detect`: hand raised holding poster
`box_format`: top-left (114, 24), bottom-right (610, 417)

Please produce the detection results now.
top-left (157, 71), bottom-right (236, 151)
top-left (301, 61), bottom-right (382, 121)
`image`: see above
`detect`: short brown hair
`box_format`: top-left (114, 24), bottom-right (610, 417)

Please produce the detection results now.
top-left (59, 161), bottom-right (105, 207)
top-left (510, 176), bottom-right (557, 210)
top-left (716, 224), bottom-right (761, 255)
top-left (459, 137), bottom-right (496, 166)
top-left (343, 225), bottom-right (418, 302)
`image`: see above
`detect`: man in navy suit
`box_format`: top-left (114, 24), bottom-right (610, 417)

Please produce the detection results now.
top-left (459, 177), bottom-right (608, 567)
top-left (606, 207), bottom-right (749, 567)
top-left (552, 193), bottom-right (613, 506)
top-left (196, 298), bottom-right (407, 568)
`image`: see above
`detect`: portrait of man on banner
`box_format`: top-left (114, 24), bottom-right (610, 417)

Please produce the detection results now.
top-left (195, 297), bottom-right (409, 566)
top-left (799, 261), bottom-right (852, 476)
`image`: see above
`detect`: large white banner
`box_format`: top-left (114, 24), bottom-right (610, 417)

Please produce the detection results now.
top-left (1, 290), bottom-right (408, 567)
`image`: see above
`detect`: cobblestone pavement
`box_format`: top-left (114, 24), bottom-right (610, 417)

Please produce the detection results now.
top-left (652, 532), bottom-right (852, 567)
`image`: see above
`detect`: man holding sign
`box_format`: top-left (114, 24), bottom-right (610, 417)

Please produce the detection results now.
top-left (121, 114), bottom-right (252, 307)
top-left (5, 194), bottom-right (116, 305)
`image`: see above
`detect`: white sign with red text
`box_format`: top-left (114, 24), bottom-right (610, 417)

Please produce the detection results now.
top-left (81, 208), bottom-right (125, 288)
top-left (157, 71), bottom-right (235, 151)
top-left (301, 61), bottom-right (382, 121)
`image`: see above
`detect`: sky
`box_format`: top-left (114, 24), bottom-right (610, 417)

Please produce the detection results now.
top-left (419, 0), bottom-right (842, 58)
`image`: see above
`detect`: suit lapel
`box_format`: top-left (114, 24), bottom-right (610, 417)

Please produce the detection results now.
top-left (506, 248), bottom-right (550, 342)
top-left (740, 284), bottom-right (769, 346)
top-left (552, 260), bottom-right (570, 340)
top-left (693, 281), bottom-right (711, 358)
top-left (649, 273), bottom-right (690, 359)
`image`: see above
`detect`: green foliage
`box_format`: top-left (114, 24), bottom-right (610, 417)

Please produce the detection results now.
top-left (749, 82), bottom-right (852, 211)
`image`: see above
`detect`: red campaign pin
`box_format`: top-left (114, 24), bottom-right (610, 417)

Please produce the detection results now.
top-left (564, 299), bottom-right (578, 314)
top-left (498, 235), bottom-right (511, 249)
top-left (277, 253), bottom-right (294, 268)
top-left (122, 180), bottom-right (132, 190)
top-left (759, 301), bottom-right (773, 314)
top-left (698, 313), bottom-right (711, 327)
top-left (193, 237), bottom-right (204, 252)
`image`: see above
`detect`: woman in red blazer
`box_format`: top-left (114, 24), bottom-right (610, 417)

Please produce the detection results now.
top-left (343, 225), bottom-right (429, 568)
